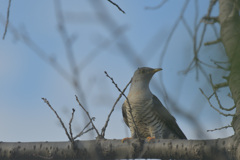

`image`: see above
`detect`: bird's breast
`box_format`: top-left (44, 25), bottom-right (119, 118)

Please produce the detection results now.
top-left (125, 97), bottom-right (162, 137)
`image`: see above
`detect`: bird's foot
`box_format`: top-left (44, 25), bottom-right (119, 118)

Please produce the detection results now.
top-left (146, 136), bottom-right (155, 142)
top-left (121, 137), bottom-right (132, 143)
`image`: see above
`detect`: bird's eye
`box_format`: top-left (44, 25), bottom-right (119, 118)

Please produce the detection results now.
top-left (141, 70), bottom-right (145, 74)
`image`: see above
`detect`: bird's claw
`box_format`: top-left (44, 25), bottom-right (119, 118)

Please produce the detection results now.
top-left (146, 136), bottom-right (155, 142)
top-left (121, 137), bottom-right (132, 143)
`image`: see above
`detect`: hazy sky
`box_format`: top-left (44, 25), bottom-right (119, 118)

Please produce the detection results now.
top-left (0, 0), bottom-right (234, 142)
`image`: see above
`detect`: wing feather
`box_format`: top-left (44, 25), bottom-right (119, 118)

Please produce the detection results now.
top-left (122, 102), bottom-right (129, 127)
top-left (152, 95), bottom-right (187, 139)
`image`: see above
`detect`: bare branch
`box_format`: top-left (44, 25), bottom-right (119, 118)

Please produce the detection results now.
top-left (78, 26), bottom-right (128, 72)
top-left (209, 75), bottom-right (235, 111)
top-left (199, 89), bottom-right (234, 116)
top-left (207, 124), bottom-right (232, 132)
top-left (182, 16), bottom-right (193, 38)
top-left (101, 78), bottom-right (132, 138)
top-left (2, 0), bottom-right (11, 39)
top-left (159, 0), bottom-right (190, 66)
top-left (207, 0), bottom-right (218, 15)
top-left (210, 59), bottom-right (230, 71)
top-left (145, 0), bottom-right (168, 10)
top-left (201, 16), bottom-right (219, 24)
top-left (74, 118), bottom-right (95, 140)
top-left (107, 0), bottom-right (125, 14)
top-left (69, 108), bottom-right (75, 140)
top-left (180, 0), bottom-right (218, 78)
top-left (204, 38), bottom-right (222, 45)
top-left (42, 98), bottom-right (72, 141)
top-left (75, 95), bottom-right (100, 137)
top-left (213, 82), bottom-right (228, 89)
top-left (54, 0), bottom-right (88, 111)
top-left (104, 71), bottom-right (140, 139)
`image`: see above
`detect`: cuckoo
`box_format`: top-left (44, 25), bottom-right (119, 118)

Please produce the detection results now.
top-left (122, 67), bottom-right (186, 141)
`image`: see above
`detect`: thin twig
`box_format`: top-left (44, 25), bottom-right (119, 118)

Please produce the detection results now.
top-left (104, 71), bottom-right (140, 138)
top-left (199, 89), bottom-right (234, 116)
top-left (145, 0), bottom-right (168, 10)
top-left (107, 0), bottom-right (125, 14)
top-left (54, 0), bottom-right (88, 112)
top-left (159, 0), bottom-right (190, 66)
top-left (69, 108), bottom-right (75, 140)
top-left (75, 95), bottom-right (100, 137)
top-left (204, 38), bottom-right (221, 46)
top-left (101, 78), bottom-right (132, 138)
top-left (75, 128), bottom-right (94, 139)
top-left (74, 118), bottom-right (95, 139)
top-left (207, 124), bottom-right (232, 132)
top-left (213, 82), bottom-right (228, 89)
top-left (210, 59), bottom-right (230, 71)
top-left (209, 75), bottom-right (235, 111)
top-left (42, 98), bottom-right (72, 141)
top-left (78, 26), bottom-right (128, 72)
top-left (180, 0), bottom-right (217, 77)
top-left (201, 16), bottom-right (219, 24)
top-left (2, 0), bottom-right (11, 39)
top-left (182, 16), bottom-right (193, 38)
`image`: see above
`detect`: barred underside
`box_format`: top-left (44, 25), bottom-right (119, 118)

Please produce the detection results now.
top-left (125, 98), bottom-right (179, 139)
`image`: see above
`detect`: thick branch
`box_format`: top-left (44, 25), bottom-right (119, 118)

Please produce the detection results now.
top-left (0, 137), bottom-right (236, 160)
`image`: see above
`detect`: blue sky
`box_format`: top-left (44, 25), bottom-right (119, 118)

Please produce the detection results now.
top-left (0, 0), bottom-right (234, 142)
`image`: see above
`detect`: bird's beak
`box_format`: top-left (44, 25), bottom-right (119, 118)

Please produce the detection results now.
top-left (153, 68), bottom-right (162, 73)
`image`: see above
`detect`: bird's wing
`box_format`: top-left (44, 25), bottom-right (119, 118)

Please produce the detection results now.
top-left (152, 95), bottom-right (187, 139)
top-left (122, 101), bottom-right (129, 127)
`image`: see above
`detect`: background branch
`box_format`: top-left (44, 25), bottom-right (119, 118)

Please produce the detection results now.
top-left (2, 0), bottom-right (11, 39)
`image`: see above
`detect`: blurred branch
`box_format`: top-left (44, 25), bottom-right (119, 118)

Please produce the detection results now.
top-left (202, 0), bottom-right (218, 24)
top-left (159, 0), bottom-right (190, 66)
top-left (2, 0), bottom-right (11, 39)
top-left (201, 16), bottom-right (219, 24)
top-left (89, 0), bottom-right (144, 67)
top-left (107, 0), bottom-right (125, 14)
top-left (54, 0), bottom-right (87, 108)
top-left (78, 25), bottom-right (128, 72)
top-left (180, 0), bottom-right (219, 80)
top-left (0, 15), bottom-right (73, 84)
top-left (145, 0), bottom-right (168, 10)
top-left (144, 0), bottom-right (215, 138)
top-left (54, 0), bottom-right (77, 73)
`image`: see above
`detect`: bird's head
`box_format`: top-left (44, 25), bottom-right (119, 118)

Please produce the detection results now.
top-left (132, 67), bottom-right (162, 84)
top-left (128, 67), bottom-right (162, 98)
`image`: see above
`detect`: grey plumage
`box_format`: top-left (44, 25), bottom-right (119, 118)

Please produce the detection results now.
top-left (122, 67), bottom-right (186, 139)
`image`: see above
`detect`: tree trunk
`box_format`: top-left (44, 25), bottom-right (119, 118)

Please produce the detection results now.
top-left (219, 0), bottom-right (240, 159)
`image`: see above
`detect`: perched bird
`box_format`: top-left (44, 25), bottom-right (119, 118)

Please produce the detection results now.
top-left (122, 67), bottom-right (186, 140)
